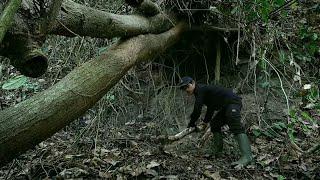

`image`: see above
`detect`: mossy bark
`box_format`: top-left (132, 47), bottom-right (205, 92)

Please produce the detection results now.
top-left (0, 22), bottom-right (186, 167)
top-left (0, 0), bottom-right (21, 43)
top-left (0, 0), bottom-right (63, 77)
top-left (50, 0), bottom-right (176, 38)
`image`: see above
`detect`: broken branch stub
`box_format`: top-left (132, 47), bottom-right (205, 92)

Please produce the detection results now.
top-left (0, 35), bottom-right (48, 78)
top-left (0, 0), bottom-right (22, 43)
top-left (0, 0), bottom-right (63, 77)
top-left (135, 0), bottom-right (161, 17)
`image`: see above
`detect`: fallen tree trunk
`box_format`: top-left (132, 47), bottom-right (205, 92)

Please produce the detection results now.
top-left (0, 0), bottom-right (176, 77)
top-left (0, 22), bottom-right (187, 167)
top-left (50, 0), bottom-right (176, 38)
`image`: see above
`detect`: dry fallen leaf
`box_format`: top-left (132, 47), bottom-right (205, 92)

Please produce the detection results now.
top-left (104, 157), bottom-right (119, 166)
top-left (99, 171), bottom-right (112, 178)
top-left (147, 160), bottom-right (160, 169)
top-left (159, 175), bottom-right (178, 179)
top-left (204, 170), bottom-right (221, 180)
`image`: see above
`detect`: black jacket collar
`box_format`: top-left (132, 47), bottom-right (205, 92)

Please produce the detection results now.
top-left (193, 83), bottom-right (200, 96)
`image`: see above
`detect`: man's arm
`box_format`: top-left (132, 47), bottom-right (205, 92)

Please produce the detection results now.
top-left (188, 94), bottom-right (204, 127)
top-left (203, 107), bottom-right (214, 123)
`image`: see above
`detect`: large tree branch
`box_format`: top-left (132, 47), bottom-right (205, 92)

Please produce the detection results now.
top-left (0, 22), bottom-right (187, 167)
top-left (0, 0), bottom-right (22, 43)
top-left (50, 0), bottom-right (176, 38)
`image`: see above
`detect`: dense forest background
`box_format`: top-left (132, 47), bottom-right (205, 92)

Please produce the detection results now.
top-left (0, 0), bottom-right (319, 179)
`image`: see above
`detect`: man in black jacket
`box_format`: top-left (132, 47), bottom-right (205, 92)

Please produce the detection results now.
top-left (178, 76), bottom-right (253, 167)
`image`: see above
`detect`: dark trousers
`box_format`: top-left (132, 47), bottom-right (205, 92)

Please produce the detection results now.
top-left (210, 104), bottom-right (245, 135)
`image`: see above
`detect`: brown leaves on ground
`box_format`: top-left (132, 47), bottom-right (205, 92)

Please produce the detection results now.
top-left (0, 115), bottom-right (319, 179)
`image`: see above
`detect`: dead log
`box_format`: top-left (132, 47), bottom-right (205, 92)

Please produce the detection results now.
top-left (0, 22), bottom-right (187, 167)
top-left (50, 0), bottom-right (176, 38)
top-left (0, 0), bottom-right (175, 77)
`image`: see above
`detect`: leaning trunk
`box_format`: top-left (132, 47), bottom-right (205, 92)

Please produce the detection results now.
top-left (0, 22), bottom-right (186, 167)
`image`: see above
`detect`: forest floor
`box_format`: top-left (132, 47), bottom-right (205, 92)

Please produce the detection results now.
top-left (0, 86), bottom-right (319, 180)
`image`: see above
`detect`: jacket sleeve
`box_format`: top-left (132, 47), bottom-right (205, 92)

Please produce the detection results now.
top-left (189, 94), bottom-right (204, 126)
top-left (203, 107), bottom-right (214, 123)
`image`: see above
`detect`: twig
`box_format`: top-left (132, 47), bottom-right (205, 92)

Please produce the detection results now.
top-left (57, 20), bottom-right (81, 37)
top-left (264, 58), bottom-right (303, 153)
top-left (247, 0), bottom-right (297, 24)
top-left (4, 159), bottom-right (15, 180)
top-left (235, 23), bottom-right (241, 65)
top-left (252, 32), bottom-right (263, 126)
top-left (306, 143), bottom-right (320, 154)
top-left (197, 127), bottom-right (211, 148)
top-left (120, 80), bottom-right (143, 95)
top-left (203, 25), bottom-right (239, 32)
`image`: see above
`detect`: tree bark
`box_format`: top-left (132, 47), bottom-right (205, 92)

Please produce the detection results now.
top-left (0, 22), bottom-right (187, 167)
top-left (0, 0), bottom-right (22, 43)
top-left (50, 0), bottom-right (176, 38)
top-left (0, 0), bottom-right (63, 77)
top-left (0, 0), bottom-right (176, 77)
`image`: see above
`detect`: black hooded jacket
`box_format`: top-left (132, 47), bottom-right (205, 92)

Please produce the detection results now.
top-left (189, 84), bottom-right (242, 125)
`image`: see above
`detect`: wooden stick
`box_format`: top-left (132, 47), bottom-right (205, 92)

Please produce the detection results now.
top-left (167, 123), bottom-right (208, 142)
top-left (197, 127), bottom-right (212, 148)
top-left (168, 127), bottom-right (196, 141)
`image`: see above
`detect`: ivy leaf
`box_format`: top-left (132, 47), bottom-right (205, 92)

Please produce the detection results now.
top-left (231, 6), bottom-right (239, 15)
top-left (253, 129), bottom-right (261, 137)
top-left (277, 175), bottom-right (286, 180)
top-left (312, 33), bottom-right (318, 41)
top-left (98, 46), bottom-right (109, 55)
top-left (261, 0), bottom-right (271, 22)
top-left (2, 75), bottom-right (28, 90)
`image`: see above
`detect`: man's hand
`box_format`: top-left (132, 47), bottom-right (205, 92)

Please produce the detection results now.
top-left (187, 121), bottom-right (196, 128)
top-left (197, 122), bottom-right (208, 131)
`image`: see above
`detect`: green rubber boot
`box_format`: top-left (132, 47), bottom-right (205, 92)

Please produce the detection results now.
top-left (231, 133), bottom-right (253, 167)
top-left (210, 132), bottom-right (223, 157)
